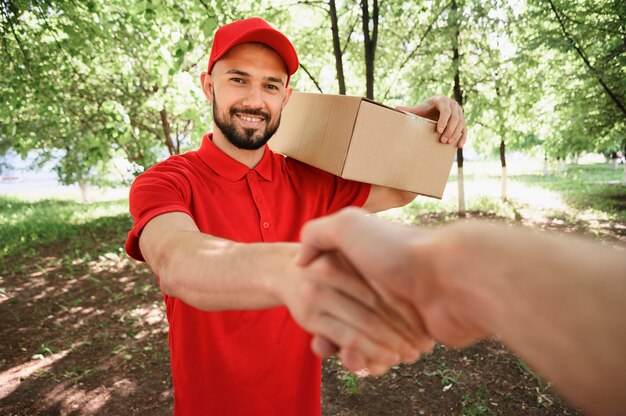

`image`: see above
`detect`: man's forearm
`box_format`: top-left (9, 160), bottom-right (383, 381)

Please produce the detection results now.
top-left (139, 212), bottom-right (422, 366)
top-left (139, 212), bottom-right (295, 311)
top-left (160, 232), bottom-right (296, 311)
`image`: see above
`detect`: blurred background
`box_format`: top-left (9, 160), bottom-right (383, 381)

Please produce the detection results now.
top-left (1, 1), bottom-right (624, 415)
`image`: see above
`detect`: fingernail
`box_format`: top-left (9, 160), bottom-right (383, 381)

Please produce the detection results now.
top-left (438, 126), bottom-right (444, 133)
top-left (386, 353), bottom-right (401, 366)
top-left (441, 136), bottom-right (448, 143)
top-left (405, 349), bottom-right (420, 363)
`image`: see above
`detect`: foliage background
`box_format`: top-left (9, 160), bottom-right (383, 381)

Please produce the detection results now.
top-left (1, 0), bottom-right (624, 186)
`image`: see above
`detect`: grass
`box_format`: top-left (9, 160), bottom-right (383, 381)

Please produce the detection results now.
top-left (422, 362), bottom-right (461, 386)
top-left (462, 385), bottom-right (494, 416)
top-left (513, 163), bottom-right (626, 220)
top-left (383, 161), bottom-right (626, 230)
top-left (0, 197), bottom-right (132, 272)
top-left (341, 371), bottom-right (361, 395)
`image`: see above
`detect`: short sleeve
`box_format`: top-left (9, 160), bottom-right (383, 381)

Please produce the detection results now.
top-left (125, 160), bottom-right (193, 261)
top-left (325, 175), bottom-right (371, 214)
top-left (283, 158), bottom-right (371, 216)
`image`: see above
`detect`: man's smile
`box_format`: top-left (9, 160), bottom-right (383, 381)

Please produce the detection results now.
top-left (237, 113), bottom-right (265, 124)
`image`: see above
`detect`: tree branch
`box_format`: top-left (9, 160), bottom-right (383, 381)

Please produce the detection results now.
top-left (298, 62), bottom-right (324, 93)
top-left (2, 4), bottom-right (35, 79)
top-left (547, 0), bottom-right (626, 118)
top-left (382, 1), bottom-right (452, 101)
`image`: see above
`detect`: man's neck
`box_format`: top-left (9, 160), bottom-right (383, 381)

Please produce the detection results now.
top-left (212, 127), bottom-right (265, 169)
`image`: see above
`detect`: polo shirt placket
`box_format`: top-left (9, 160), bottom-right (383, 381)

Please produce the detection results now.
top-left (245, 170), bottom-right (277, 242)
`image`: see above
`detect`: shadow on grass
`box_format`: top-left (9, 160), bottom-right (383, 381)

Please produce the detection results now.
top-left (0, 201), bottom-right (173, 415)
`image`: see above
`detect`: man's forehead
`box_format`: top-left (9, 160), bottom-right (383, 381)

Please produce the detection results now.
top-left (215, 43), bottom-right (288, 77)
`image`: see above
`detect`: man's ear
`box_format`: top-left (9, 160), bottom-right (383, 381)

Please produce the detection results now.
top-left (281, 86), bottom-right (293, 110)
top-left (200, 71), bottom-right (214, 102)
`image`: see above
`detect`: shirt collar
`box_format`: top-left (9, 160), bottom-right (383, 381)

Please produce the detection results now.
top-left (197, 133), bottom-right (274, 182)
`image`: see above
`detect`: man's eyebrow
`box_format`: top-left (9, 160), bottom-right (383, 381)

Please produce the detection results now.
top-left (225, 69), bottom-right (250, 77)
top-left (225, 69), bottom-right (284, 84)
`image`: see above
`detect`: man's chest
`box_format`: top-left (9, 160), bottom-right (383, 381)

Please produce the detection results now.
top-left (187, 175), bottom-right (323, 243)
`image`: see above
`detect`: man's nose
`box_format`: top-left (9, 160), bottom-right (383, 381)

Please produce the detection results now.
top-left (241, 86), bottom-right (264, 109)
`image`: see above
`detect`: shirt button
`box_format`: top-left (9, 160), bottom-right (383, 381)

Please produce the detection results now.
top-left (255, 195), bottom-right (262, 202)
top-left (262, 221), bottom-right (270, 229)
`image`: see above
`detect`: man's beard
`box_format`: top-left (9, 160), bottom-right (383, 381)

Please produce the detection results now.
top-left (213, 96), bottom-right (281, 150)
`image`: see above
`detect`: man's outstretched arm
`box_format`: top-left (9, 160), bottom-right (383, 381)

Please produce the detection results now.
top-left (138, 211), bottom-right (427, 369)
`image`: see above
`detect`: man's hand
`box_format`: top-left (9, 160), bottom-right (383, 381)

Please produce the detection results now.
top-left (396, 95), bottom-right (467, 148)
top-left (276, 250), bottom-right (425, 374)
top-left (297, 208), bottom-right (487, 374)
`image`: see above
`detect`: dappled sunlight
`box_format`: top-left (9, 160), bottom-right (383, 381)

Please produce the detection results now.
top-left (0, 350), bottom-right (69, 400)
top-left (41, 381), bottom-right (114, 415)
top-left (88, 251), bottom-right (133, 274)
top-left (130, 305), bottom-right (167, 326)
top-left (445, 177), bottom-right (568, 212)
top-left (63, 386), bottom-right (111, 415)
top-left (506, 182), bottom-right (567, 211)
top-left (0, 233), bottom-right (170, 414)
top-left (0, 277), bottom-right (7, 305)
top-left (14, 276), bottom-right (48, 293)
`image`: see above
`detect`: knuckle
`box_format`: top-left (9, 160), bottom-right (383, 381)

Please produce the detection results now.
top-left (300, 280), bottom-right (324, 302)
top-left (314, 260), bottom-right (334, 281)
top-left (360, 311), bottom-right (377, 328)
top-left (343, 333), bottom-right (360, 350)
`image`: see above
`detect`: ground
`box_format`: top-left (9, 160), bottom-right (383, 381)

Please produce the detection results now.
top-left (1, 163), bottom-right (624, 415)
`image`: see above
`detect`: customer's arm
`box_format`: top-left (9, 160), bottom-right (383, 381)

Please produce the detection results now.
top-left (298, 208), bottom-right (626, 415)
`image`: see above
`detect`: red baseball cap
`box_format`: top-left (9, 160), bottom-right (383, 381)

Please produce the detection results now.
top-left (208, 17), bottom-right (299, 85)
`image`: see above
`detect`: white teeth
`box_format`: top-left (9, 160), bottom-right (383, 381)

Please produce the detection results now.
top-left (239, 115), bottom-right (263, 122)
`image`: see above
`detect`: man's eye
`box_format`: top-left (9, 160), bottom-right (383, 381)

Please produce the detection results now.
top-left (231, 78), bottom-right (244, 84)
top-left (265, 84), bottom-right (279, 90)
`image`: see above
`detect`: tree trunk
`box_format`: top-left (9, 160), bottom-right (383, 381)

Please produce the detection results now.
top-left (160, 108), bottom-right (178, 155)
top-left (78, 180), bottom-right (89, 204)
top-left (623, 142), bottom-right (626, 185)
top-left (543, 154), bottom-right (549, 176)
top-left (329, 0), bottom-right (346, 95)
top-left (456, 148), bottom-right (465, 215)
top-left (451, 0), bottom-right (465, 216)
top-left (495, 80), bottom-right (506, 201)
top-left (361, 0), bottom-right (378, 99)
top-left (500, 140), bottom-right (507, 201)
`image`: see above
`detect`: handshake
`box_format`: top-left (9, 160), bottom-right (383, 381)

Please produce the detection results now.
top-left (278, 207), bottom-right (626, 416)
top-left (281, 207), bottom-right (489, 376)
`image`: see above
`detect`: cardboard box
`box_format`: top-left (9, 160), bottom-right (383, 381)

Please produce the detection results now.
top-left (269, 92), bottom-right (456, 198)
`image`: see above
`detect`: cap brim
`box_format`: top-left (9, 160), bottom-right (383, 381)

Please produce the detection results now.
top-left (212, 27), bottom-right (299, 76)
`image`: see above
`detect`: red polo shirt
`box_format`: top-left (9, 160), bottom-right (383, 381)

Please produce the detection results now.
top-left (125, 134), bottom-right (370, 415)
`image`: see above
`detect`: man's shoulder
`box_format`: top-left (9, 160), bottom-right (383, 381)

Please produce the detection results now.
top-left (274, 152), bottom-right (333, 178)
top-left (130, 151), bottom-right (202, 189)
top-left (144, 150), bottom-right (200, 174)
